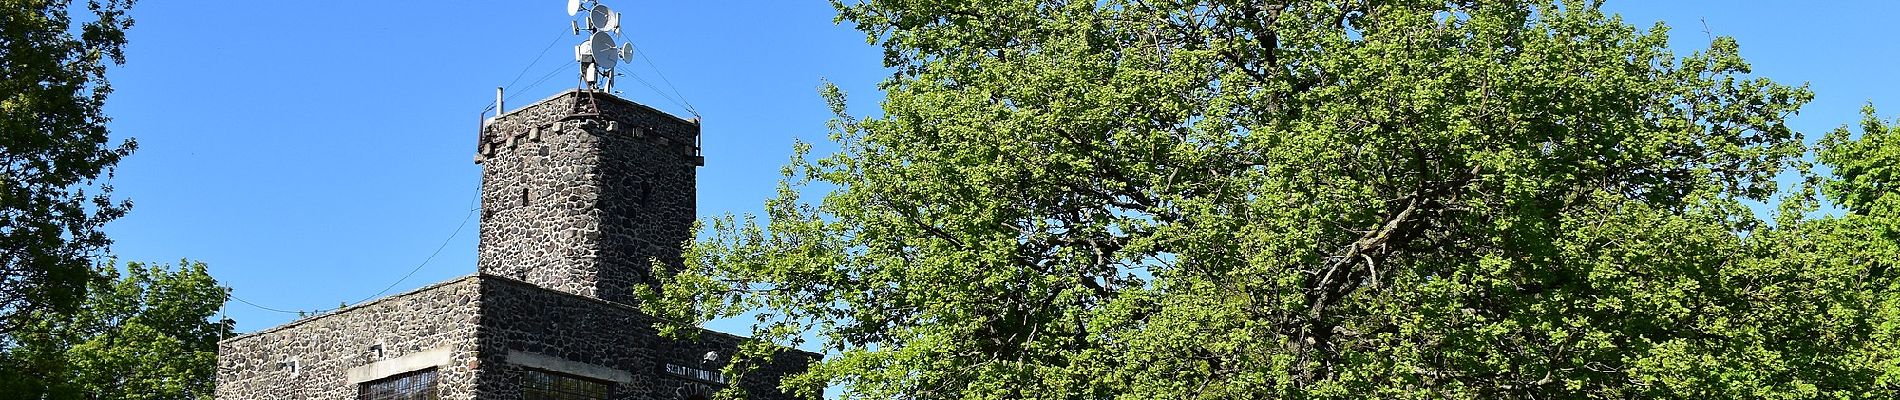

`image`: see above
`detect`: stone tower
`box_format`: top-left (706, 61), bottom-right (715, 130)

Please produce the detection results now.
top-left (216, 90), bottom-right (815, 400)
top-left (475, 91), bottom-right (704, 304)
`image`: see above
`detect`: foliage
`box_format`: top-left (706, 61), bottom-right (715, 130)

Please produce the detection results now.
top-left (0, 260), bottom-right (233, 400)
top-left (1820, 106), bottom-right (1900, 223)
top-left (640, 0), bottom-right (1900, 398)
top-left (0, 0), bottom-right (140, 335)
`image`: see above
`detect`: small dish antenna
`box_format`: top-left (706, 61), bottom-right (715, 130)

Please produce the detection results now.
top-left (590, 31), bottom-right (619, 70)
top-left (565, 1), bottom-right (628, 93)
top-left (589, 4), bottom-right (618, 33)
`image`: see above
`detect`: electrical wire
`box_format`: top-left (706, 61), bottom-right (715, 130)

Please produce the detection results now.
top-left (351, 193), bottom-right (481, 305)
top-left (624, 72), bottom-right (693, 115)
top-left (224, 191), bottom-right (481, 316)
top-left (229, 294), bottom-right (302, 314)
top-left (229, 28), bottom-right (572, 318)
top-left (622, 39), bottom-right (700, 116)
top-left (503, 28), bottom-right (577, 93)
top-left (504, 61), bottom-right (578, 106)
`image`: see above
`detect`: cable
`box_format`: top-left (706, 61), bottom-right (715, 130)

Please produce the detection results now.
top-left (236, 29), bottom-right (576, 316)
top-left (504, 61), bottom-right (578, 105)
top-left (503, 29), bottom-right (576, 92)
top-left (229, 294), bottom-right (302, 314)
top-left (639, 52), bottom-right (698, 115)
top-left (622, 39), bottom-right (699, 116)
top-left (625, 72), bottom-right (693, 114)
top-left (484, 27), bottom-right (580, 116)
top-left (351, 192), bottom-right (480, 304)
top-left (224, 190), bottom-right (481, 316)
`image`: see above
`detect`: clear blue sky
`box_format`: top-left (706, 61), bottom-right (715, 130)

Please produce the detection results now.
top-left (98, 1), bottom-right (1900, 335)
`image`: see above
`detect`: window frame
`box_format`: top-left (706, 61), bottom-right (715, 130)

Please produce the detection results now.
top-left (521, 368), bottom-right (613, 400)
top-left (357, 367), bottom-right (440, 400)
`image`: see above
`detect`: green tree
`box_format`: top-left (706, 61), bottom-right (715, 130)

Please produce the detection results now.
top-left (642, 0), bottom-right (1900, 398)
top-left (0, 260), bottom-right (233, 400)
top-left (0, 0), bottom-right (140, 334)
top-left (1820, 106), bottom-right (1900, 223)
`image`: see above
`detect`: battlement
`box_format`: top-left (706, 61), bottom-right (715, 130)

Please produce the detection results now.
top-left (477, 90), bottom-right (702, 166)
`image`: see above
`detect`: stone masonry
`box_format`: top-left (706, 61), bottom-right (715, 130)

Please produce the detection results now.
top-left (216, 277), bottom-right (483, 399)
top-left (475, 90), bottom-right (703, 304)
top-left (475, 276), bottom-right (813, 399)
top-left (216, 90), bottom-right (815, 399)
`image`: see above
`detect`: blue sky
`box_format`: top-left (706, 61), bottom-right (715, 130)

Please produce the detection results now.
top-left (98, 1), bottom-right (1900, 336)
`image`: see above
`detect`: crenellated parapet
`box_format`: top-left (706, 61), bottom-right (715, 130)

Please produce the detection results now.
top-left (476, 90), bottom-right (701, 167)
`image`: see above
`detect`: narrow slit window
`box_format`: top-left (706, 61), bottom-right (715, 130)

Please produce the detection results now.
top-left (639, 180), bottom-right (652, 205)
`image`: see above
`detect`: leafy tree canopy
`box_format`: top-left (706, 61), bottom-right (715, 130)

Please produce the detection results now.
top-left (0, 260), bottom-right (232, 400)
top-left (0, 0), bottom-right (139, 334)
top-left (642, 0), bottom-right (1899, 398)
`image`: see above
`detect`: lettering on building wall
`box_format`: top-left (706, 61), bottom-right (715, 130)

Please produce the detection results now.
top-left (662, 363), bottom-right (728, 384)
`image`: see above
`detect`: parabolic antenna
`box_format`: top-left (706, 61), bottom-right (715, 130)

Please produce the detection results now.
top-left (567, 0), bottom-right (582, 16)
top-left (589, 4), bottom-right (615, 31)
top-left (619, 42), bottom-right (632, 61)
top-left (590, 31), bottom-right (618, 70)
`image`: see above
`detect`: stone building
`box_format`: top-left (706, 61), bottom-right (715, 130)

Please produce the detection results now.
top-left (216, 90), bottom-right (815, 399)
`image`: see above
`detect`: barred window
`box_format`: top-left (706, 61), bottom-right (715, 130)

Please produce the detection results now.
top-left (358, 368), bottom-right (439, 400)
top-left (523, 369), bottom-right (610, 400)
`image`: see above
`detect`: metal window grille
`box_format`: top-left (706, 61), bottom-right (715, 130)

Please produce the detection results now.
top-left (358, 368), bottom-right (440, 400)
top-left (522, 369), bottom-right (611, 400)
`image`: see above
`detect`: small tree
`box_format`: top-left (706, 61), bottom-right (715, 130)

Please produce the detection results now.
top-left (1, 260), bottom-right (233, 400)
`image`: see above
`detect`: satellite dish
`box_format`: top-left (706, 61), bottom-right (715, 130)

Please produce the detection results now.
top-left (590, 31), bottom-right (618, 70)
top-left (589, 5), bottom-right (614, 31)
top-left (567, 0), bottom-right (581, 16)
top-left (619, 43), bottom-right (632, 61)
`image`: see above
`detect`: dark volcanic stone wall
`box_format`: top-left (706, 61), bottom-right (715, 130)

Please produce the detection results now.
top-left (216, 277), bottom-right (484, 399)
top-left (218, 92), bottom-right (813, 400)
top-left (215, 276), bottom-right (816, 400)
top-left (476, 276), bottom-right (816, 400)
top-left (214, 275), bottom-right (815, 400)
top-left (476, 90), bottom-right (701, 304)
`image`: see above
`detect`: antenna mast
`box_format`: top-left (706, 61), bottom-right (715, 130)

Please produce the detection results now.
top-left (568, 0), bottom-right (628, 93)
